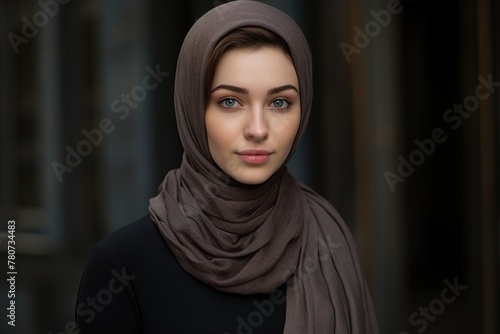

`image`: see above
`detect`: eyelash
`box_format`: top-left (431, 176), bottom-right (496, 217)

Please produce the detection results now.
top-left (269, 98), bottom-right (291, 110)
top-left (218, 97), bottom-right (242, 109)
top-left (217, 97), bottom-right (292, 110)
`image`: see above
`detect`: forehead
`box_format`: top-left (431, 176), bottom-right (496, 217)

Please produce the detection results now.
top-left (211, 47), bottom-right (298, 89)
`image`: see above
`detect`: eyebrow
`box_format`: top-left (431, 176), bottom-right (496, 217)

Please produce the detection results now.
top-left (211, 84), bottom-right (299, 95)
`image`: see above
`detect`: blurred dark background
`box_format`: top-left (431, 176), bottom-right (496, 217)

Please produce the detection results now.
top-left (0, 0), bottom-right (498, 333)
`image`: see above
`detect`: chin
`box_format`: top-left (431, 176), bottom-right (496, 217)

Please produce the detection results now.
top-left (230, 170), bottom-right (273, 185)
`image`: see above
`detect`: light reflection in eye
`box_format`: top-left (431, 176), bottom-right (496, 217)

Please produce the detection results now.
top-left (270, 99), bottom-right (290, 109)
top-left (219, 98), bottom-right (241, 108)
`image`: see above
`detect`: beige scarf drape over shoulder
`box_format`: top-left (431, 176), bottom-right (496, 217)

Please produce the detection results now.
top-left (149, 1), bottom-right (378, 332)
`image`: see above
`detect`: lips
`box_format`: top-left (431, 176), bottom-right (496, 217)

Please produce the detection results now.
top-left (237, 149), bottom-right (272, 165)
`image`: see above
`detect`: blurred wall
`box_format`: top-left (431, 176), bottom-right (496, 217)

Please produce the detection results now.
top-left (0, 0), bottom-right (498, 333)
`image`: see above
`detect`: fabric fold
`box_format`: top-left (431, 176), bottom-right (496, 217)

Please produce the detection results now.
top-left (149, 1), bottom-right (378, 332)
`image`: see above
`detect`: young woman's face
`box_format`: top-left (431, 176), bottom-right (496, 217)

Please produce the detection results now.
top-left (205, 47), bottom-right (301, 185)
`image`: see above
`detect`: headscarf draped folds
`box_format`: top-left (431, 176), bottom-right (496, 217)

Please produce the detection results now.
top-left (149, 1), bottom-right (378, 332)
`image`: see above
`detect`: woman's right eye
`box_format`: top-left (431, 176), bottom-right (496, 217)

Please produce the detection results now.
top-left (219, 98), bottom-right (241, 109)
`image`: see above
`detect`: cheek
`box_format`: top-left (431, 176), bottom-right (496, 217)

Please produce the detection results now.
top-left (270, 111), bottom-right (301, 149)
top-left (205, 115), bottom-right (221, 152)
top-left (205, 112), bottom-right (236, 157)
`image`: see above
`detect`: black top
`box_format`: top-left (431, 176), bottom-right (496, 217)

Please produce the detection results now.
top-left (75, 215), bottom-right (287, 334)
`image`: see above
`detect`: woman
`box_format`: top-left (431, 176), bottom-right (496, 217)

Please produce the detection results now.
top-left (75, 1), bottom-right (378, 333)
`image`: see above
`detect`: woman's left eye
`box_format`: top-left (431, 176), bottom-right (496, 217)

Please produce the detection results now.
top-left (270, 99), bottom-right (290, 109)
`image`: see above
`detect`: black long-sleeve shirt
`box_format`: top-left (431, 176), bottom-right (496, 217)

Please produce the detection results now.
top-left (75, 215), bottom-right (286, 333)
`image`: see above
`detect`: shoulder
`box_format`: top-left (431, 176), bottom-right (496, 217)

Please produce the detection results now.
top-left (89, 215), bottom-right (166, 267)
top-left (96, 215), bottom-right (158, 248)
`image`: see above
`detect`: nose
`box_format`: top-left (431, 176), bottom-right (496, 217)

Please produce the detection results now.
top-left (244, 106), bottom-right (269, 141)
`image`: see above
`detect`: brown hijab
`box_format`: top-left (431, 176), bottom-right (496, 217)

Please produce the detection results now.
top-left (149, 1), bottom-right (378, 333)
